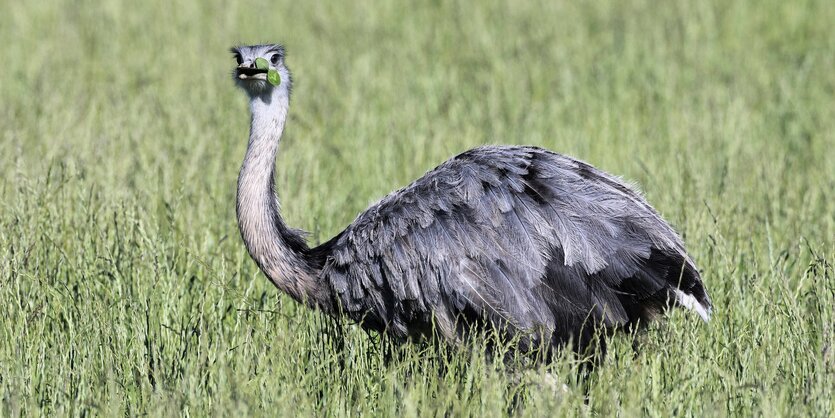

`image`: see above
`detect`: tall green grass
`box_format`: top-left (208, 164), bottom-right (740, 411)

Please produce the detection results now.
top-left (1, 0), bottom-right (833, 416)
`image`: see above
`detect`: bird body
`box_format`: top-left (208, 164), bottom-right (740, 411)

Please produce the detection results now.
top-left (231, 44), bottom-right (711, 358)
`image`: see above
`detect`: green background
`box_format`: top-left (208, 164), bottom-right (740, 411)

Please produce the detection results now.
top-left (1, 0), bottom-right (833, 416)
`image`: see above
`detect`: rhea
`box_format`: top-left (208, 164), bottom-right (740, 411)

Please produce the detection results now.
top-left (232, 44), bottom-right (712, 359)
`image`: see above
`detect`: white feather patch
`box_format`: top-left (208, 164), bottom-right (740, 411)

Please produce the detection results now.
top-left (675, 289), bottom-right (711, 322)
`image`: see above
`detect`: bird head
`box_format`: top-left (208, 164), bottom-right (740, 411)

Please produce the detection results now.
top-left (231, 44), bottom-right (292, 97)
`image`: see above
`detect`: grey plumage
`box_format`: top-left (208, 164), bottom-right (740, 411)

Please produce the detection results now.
top-left (231, 44), bottom-right (712, 359)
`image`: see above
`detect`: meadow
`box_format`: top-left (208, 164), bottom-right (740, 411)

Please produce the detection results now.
top-left (1, 0), bottom-right (833, 416)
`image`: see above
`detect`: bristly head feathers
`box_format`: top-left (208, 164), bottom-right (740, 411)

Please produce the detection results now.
top-left (230, 44), bottom-right (286, 59)
top-left (230, 43), bottom-right (292, 97)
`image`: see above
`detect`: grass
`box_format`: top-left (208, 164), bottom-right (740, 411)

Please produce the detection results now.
top-left (1, 0), bottom-right (833, 416)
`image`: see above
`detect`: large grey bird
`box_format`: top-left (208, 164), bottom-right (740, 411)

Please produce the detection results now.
top-left (232, 44), bottom-right (712, 359)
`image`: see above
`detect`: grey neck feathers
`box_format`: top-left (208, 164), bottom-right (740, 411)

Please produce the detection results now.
top-left (236, 88), bottom-right (324, 308)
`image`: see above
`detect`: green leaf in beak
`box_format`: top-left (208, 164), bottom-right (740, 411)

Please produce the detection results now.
top-left (267, 68), bottom-right (281, 86)
top-left (255, 57), bottom-right (269, 70)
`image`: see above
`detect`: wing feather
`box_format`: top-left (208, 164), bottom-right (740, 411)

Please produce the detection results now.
top-left (317, 145), bottom-right (711, 347)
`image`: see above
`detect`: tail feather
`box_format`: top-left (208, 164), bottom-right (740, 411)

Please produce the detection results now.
top-left (675, 259), bottom-right (712, 321)
top-left (674, 289), bottom-right (712, 321)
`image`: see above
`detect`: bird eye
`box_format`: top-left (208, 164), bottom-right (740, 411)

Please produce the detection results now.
top-left (270, 54), bottom-right (280, 65)
top-left (234, 53), bottom-right (243, 65)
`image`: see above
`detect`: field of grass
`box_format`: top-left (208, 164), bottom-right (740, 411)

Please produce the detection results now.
top-left (2, 0), bottom-right (834, 416)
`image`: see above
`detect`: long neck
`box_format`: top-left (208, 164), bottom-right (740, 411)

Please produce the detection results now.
top-left (236, 89), bottom-right (324, 308)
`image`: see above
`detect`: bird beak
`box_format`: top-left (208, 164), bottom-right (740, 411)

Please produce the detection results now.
top-left (237, 64), bottom-right (268, 80)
